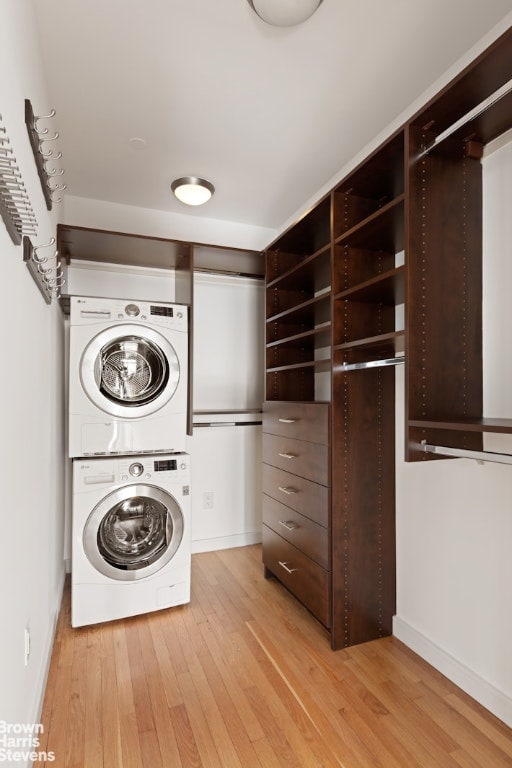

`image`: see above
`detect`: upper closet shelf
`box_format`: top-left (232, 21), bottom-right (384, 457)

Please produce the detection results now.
top-left (334, 195), bottom-right (404, 252)
top-left (409, 417), bottom-right (512, 433)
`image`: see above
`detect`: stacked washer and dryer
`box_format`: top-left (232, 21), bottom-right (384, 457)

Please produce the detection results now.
top-left (68, 296), bottom-right (191, 627)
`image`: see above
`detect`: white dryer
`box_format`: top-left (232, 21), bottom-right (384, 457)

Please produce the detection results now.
top-left (72, 453), bottom-right (191, 627)
top-left (68, 296), bottom-right (188, 457)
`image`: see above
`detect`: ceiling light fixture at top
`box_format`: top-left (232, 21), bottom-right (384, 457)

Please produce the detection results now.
top-left (171, 176), bottom-right (215, 206)
top-left (247, 0), bottom-right (323, 27)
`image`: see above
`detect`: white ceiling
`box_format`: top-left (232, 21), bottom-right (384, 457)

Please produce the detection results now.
top-left (32, 0), bottom-right (512, 234)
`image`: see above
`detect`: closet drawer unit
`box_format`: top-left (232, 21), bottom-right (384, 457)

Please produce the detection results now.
top-left (263, 525), bottom-right (331, 628)
top-left (262, 433), bottom-right (328, 485)
top-left (263, 494), bottom-right (328, 569)
top-left (263, 464), bottom-right (328, 527)
top-left (263, 401), bottom-right (329, 444)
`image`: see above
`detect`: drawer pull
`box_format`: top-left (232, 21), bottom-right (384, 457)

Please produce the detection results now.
top-left (278, 486), bottom-right (296, 495)
top-left (278, 452), bottom-right (296, 459)
top-left (278, 519), bottom-right (298, 531)
top-left (279, 561), bottom-right (298, 574)
top-left (278, 418), bottom-right (296, 424)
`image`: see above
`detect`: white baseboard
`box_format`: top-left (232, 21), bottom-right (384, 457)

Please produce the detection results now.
top-left (32, 570), bottom-right (66, 732)
top-left (191, 530), bottom-right (262, 554)
top-left (393, 615), bottom-right (512, 727)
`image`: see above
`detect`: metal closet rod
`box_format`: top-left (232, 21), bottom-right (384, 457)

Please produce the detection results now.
top-left (193, 409), bottom-right (262, 414)
top-left (338, 356), bottom-right (405, 372)
top-left (193, 267), bottom-right (264, 280)
top-left (421, 441), bottom-right (512, 466)
top-left (420, 76), bottom-right (512, 156)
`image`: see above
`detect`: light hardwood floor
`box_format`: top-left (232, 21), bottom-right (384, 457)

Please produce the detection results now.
top-left (40, 545), bottom-right (512, 767)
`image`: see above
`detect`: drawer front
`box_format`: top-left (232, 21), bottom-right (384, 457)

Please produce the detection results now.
top-left (263, 433), bottom-right (328, 486)
top-left (263, 402), bottom-right (329, 444)
top-left (263, 464), bottom-right (328, 527)
top-left (262, 525), bottom-right (331, 628)
top-left (263, 494), bottom-right (329, 569)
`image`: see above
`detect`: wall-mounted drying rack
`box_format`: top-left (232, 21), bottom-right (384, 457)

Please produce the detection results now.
top-left (338, 356), bottom-right (405, 373)
top-left (23, 236), bottom-right (65, 304)
top-left (0, 113), bottom-right (38, 245)
top-left (421, 440), bottom-right (512, 466)
top-left (25, 99), bottom-right (66, 211)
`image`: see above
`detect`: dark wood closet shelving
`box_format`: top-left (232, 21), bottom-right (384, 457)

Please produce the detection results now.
top-left (334, 195), bottom-right (404, 252)
top-left (266, 325), bottom-right (332, 349)
top-left (406, 25), bottom-right (512, 458)
top-left (333, 265), bottom-right (404, 304)
top-left (409, 417), bottom-right (512, 433)
top-left (262, 24), bottom-right (512, 650)
top-left (266, 358), bottom-right (332, 374)
top-left (333, 330), bottom-right (405, 354)
top-left (266, 292), bottom-right (330, 325)
top-left (332, 130), bottom-right (405, 235)
top-left (263, 124), bottom-right (403, 648)
top-left (266, 243), bottom-right (331, 289)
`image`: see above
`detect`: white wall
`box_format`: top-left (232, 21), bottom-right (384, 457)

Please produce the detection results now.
top-left (0, 0), bottom-right (66, 743)
top-left (193, 273), bottom-right (264, 412)
top-left (394, 133), bottom-right (512, 726)
top-left (190, 424), bottom-right (262, 552)
top-left (192, 272), bottom-right (264, 552)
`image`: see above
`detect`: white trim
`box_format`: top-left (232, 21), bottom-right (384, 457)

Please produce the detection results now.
top-left (34, 572), bottom-right (66, 724)
top-left (191, 530), bottom-right (262, 554)
top-left (393, 615), bottom-right (512, 727)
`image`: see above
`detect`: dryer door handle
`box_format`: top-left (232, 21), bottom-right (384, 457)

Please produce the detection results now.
top-left (166, 512), bottom-right (173, 546)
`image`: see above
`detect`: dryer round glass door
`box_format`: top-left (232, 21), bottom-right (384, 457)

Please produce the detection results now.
top-left (80, 324), bottom-right (180, 418)
top-left (83, 484), bottom-right (184, 581)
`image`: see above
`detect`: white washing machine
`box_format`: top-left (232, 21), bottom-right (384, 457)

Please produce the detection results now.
top-left (68, 295), bottom-right (188, 457)
top-left (72, 453), bottom-right (191, 627)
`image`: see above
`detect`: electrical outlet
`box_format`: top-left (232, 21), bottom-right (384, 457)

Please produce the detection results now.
top-left (24, 627), bottom-right (30, 666)
top-left (203, 491), bottom-right (214, 509)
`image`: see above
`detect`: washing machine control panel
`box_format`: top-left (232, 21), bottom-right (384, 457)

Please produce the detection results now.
top-left (71, 296), bottom-right (187, 332)
top-left (119, 454), bottom-right (190, 482)
top-left (74, 454), bottom-right (190, 491)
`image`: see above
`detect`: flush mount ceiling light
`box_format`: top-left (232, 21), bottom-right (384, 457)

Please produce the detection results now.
top-left (171, 176), bottom-right (215, 206)
top-left (247, 0), bottom-right (323, 27)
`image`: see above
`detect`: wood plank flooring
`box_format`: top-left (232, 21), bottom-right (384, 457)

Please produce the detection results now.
top-left (40, 545), bottom-right (512, 767)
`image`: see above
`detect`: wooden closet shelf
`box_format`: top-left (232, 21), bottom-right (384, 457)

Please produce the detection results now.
top-left (334, 194), bottom-right (404, 251)
top-left (334, 265), bottom-right (404, 304)
top-left (266, 243), bottom-right (331, 289)
top-left (409, 417), bottom-right (512, 434)
top-left (266, 324), bottom-right (332, 349)
top-left (334, 330), bottom-right (405, 354)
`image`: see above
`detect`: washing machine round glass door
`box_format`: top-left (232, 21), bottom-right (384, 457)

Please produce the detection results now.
top-left (80, 324), bottom-right (180, 418)
top-left (83, 484), bottom-right (184, 581)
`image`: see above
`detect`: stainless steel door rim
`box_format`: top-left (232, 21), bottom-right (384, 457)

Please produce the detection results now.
top-left (83, 483), bottom-right (184, 582)
top-left (80, 323), bottom-right (180, 419)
